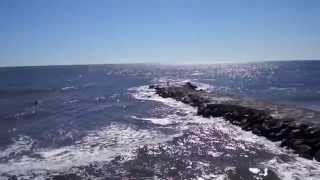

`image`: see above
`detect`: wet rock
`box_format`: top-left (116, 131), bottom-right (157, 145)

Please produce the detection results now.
top-left (305, 138), bottom-right (318, 145)
top-left (314, 142), bottom-right (320, 149)
top-left (185, 82), bottom-right (197, 90)
top-left (198, 104), bottom-right (211, 118)
top-left (294, 144), bottom-right (313, 159)
top-left (8, 175), bottom-right (18, 180)
top-left (315, 150), bottom-right (320, 161)
top-left (288, 129), bottom-right (304, 139)
top-left (273, 128), bottom-right (290, 139)
top-left (149, 85), bottom-right (155, 89)
top-left (252, 127), bottom-right (263, 136)
top-left (152, 82), bottom-right (320, 162)
top-left (304, 127), bottom-right (320, 140)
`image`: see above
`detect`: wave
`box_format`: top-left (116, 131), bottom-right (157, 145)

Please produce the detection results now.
top-left (131, 115), bottom-right (175, 125)
top-left (61, 86), bottom-right (76, 91)
top-left (0, 123), bottom-right (175, 179)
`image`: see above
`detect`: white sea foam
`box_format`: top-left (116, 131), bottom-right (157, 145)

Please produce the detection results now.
top-left (61, 86), bottom-right (76, 91)
top-left (129, 83), bottom-right (320, 180)
top-left (94, 96), bottom-right (106, 102)
top-left (0, 135), bottom-right (34, 160)
top-left (63, 98), bottom-right (78, 104)
top-left (191, 72), bottom-right (203, 76)
top-left (263, 156), bottom-right (320, 180)
top-left (0, 123), bottom-right (175, 178)
top-left (131, 115), bottom-right (174, 125)
top-left (249, 167), bottom-right (260, 174)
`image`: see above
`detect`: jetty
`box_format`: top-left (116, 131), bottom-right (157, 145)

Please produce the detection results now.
top-left (151, 82), bottom-right (320, 161)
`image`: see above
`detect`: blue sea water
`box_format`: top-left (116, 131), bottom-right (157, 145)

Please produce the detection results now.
top-left (0, 61), bottom-right (320, 179)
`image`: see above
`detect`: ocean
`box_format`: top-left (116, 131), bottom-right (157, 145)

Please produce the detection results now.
top-left (0, 61), bottom-right (320, 179)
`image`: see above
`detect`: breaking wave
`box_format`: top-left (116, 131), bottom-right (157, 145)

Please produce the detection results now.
top-left (0, 123), bottom-right (174, 179)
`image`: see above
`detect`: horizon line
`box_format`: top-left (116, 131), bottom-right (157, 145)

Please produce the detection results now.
top-left (1, 59), bottom-right (320, 68)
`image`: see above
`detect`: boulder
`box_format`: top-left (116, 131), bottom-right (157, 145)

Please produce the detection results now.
top-left (315, 150), bottom-right (320, 161)
top-left (294, 144), bottom-right (313, 159)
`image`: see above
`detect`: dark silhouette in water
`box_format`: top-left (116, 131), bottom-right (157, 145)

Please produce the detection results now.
top-left (34, 100), bottom-right (39, 106)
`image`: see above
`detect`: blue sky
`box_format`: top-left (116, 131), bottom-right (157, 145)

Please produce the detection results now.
top-left (0, 0), bottom-right (319, 66)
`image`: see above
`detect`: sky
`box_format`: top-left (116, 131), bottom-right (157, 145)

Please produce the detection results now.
top-left (0, 0), bottom-right (319, 66)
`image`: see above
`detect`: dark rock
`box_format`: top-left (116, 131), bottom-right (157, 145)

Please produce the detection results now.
top-left (292, 139), bottom-right (304, 146)
top-left (197, 104), bottom-right (211, 117)
top-left (288, 129), bottom-right (304, 139)
top-left (267, 132), bottom-right (283, 142)
top-left (315, 142), bottom-right (320, 149)
top-left (149, 85), bottom-right (155, 89)
top-left (273, 128), bottom-right (290, 139)
top-left (315, 150), bottom-right (320, 161)
top-left (8, 175), bottom-right (18, 180)
top-left (305, 138), bottom-right (319, 146)
top-left (293, 144), bottom-right (313, 159)
top-left (304, 127), bottom-right (320, 138)
top-left (153, 82), bottom-right (320, 162)
top-left (252, 127), bottom-right (263, 136)
top-left (185, 82), bottom-right (197, 90)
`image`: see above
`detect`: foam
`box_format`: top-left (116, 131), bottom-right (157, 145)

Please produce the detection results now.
top-left (61, 86), bottom-right (76, 91)
top-left (131, 115), bottom-right (174, 125)
top-left (94, 96), bottom-right (106, 102)
top-left (197, 174), bottom-right (226, 180)
top-left (0, 123), bottom-right (175, 178)
top-left (249, 168), bottom-right (260, 174)
top-left (263, 157), bottom-right (320, 180)
top-left (191, 72), bottom-right (204, 76)
top-left (130, 83), bottom-right (320, 180)
top-left (63, 99), bottom-right (78, 104)
top-left (0, 135), bottom-right (34, 160)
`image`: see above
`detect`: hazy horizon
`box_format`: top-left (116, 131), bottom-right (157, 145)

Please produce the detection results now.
top-left (1, 0), bottom-right (319, 66)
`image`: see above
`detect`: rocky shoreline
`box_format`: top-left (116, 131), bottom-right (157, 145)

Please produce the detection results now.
top-left (151, 82), bottom-right (320, 161)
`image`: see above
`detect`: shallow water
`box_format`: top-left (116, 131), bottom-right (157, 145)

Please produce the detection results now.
top-left (1, 62), bottom-right (320, 179)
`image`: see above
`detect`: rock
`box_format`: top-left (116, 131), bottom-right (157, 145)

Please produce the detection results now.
top-left (288, 129), bottom-right (304, 139)
top-left (240, 118), bottom-right (248, 125)
top-left (153, 82), bottom-right (320, 162)
top-left (185, 82), bottom-right (197, 90)
top-left (273, 128), bottom-right (290, 139)
top-left (315, 142), bottom-right (320, 149)
top-left (280, 138), bottom-right (290, 147)
top-left (267, 132), bottom-right (283, 142)
top-left (294, 144), bottom-right (313, 159)
top-left (252, 127), bottom-right (263, 136)
top-left (304, 127), bottom-right (320, 138)
top-left (197, 104), bottom-right (211, 118)
top-left (292, 139), bottom-right (304, 146)
top-left (149, 85), bottom-right (155, 89)
top-left (315, 150), bottom-right (320, 161)
top-left (305, 138), bottom-right (318, 145)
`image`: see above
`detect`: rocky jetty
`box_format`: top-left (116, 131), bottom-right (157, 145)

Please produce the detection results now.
top-left (151, 82), bottom-right (320, 161)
